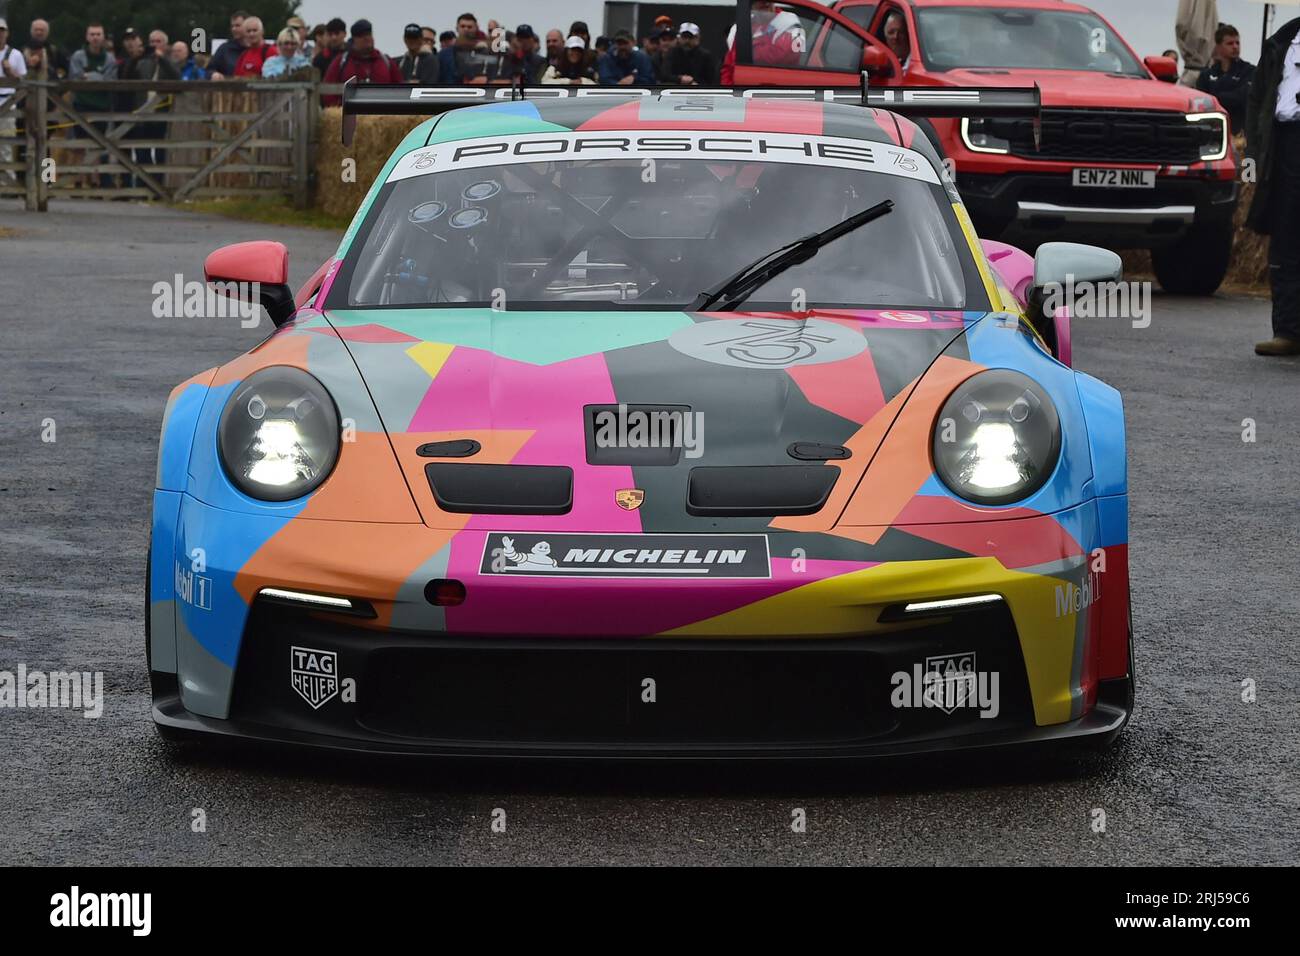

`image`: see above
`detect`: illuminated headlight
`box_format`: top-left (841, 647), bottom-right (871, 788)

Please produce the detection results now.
top-left (218, 366), bottom-right (340, 501)
top-left (1186, 112), bottom-right (1229, 162)
top-left (932, 370), bottom-right (1061, 506)
top-left (961, 117), bottom-right (1011, 155)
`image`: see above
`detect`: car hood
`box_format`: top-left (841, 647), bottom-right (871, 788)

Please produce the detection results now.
top-left (941, 68), bottom-right (1208, 112)
top-left (324, 307), bottom-right (978, 531)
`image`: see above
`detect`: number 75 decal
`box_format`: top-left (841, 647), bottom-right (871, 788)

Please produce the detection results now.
top-left (889, 150), bottom-right (919, 173)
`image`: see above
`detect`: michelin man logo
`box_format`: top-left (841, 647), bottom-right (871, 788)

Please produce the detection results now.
top-left (499, 536), bottom-right (558, 570)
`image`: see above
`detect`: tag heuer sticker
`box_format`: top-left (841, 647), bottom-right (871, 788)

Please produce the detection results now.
top-left (480, 533), bottom-right (771, 579)
top-left (924, 652), bottom-right (978, 714)
top-left (290, 646), bottom-right (339, 709)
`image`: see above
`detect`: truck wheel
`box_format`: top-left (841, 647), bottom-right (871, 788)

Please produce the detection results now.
top-left (1151, 221), bottom-right (1233, 295)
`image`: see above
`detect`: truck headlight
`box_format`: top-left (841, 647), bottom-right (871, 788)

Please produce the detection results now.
top-left (218, 366), bottom-right (340, 501)
top-left (1187, 112), bottom-right (1229, 162)
top-left (932, 370), bottom-right (1061, 506)
top-left (961, 117), bottom-right (1011, 155)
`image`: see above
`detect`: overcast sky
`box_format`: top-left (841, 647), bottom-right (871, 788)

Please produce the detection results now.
top-left (296, 0), bottom-right (1294, 65)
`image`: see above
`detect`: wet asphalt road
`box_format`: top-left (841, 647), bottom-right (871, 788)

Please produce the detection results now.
top-left (0, 200), bottom-right (1297, 866)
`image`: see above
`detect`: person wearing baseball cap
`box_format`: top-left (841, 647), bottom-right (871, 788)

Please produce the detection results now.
top-left (670, 22), bottom-right (717, 86)
top-left (498, 24), bottom-right (547, 84)
top-left (513, 24), bottom-right (543, 64)
top-left (540, 33), bottom-right (598, 84)
top-left (321, 18), bottom-right (400, 104)
top-left (652, 26), bottom-right (680, 82)
top-left (598, 28), bottom-right (654, 85)
top-left (397, 21), bottom-right (437, 82)
top-left (312, 17), bottom-right (347, 75)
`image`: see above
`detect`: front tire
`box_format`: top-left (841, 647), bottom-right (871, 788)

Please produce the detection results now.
top-left (1151, 221), bottom-right (1233, 295)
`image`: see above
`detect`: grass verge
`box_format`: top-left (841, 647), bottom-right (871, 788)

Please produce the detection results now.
top-left (172, 198), bottom-right (350, 232)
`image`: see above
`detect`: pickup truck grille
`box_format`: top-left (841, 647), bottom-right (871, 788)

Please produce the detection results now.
top-left (1001, 109), bottom-right (1213, 164)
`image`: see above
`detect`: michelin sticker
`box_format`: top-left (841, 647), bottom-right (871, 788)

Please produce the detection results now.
top-left (481, 533), bottom-right (771, 579)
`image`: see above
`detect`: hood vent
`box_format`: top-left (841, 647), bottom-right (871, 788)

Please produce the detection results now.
top-left (426, 463), bottom-right (573, 515)
top-left (687, 465), bottom-right (839, 517)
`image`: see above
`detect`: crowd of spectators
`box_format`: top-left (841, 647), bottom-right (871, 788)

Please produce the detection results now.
top-left (0, 8), bottom-right (721, 189)
top-left (4, 10), bottom-right (720, 89)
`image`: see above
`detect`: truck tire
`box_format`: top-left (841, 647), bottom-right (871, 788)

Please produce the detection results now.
top-left (1151, 221), bottom-right (1233, 295)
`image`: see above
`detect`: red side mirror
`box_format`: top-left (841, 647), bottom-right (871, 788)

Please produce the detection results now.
top-left (862, 46), bottom-right (895, 79)
top-left (205, 240), bottom-right (289, 288)
top-left (204, 241), bottom-right (296, 326)
top-left (1144, 55), bottom-right (1178, 82)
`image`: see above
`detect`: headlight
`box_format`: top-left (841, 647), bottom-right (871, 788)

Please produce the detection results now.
top-left (932, 370), bottom-right (1061, 506)
top-left (1186, 112), bottom-right (1229, 162)
top-left (961, 117), bottom-right (1011, 155)
top-left (218, 366), bottom-right (340, 501)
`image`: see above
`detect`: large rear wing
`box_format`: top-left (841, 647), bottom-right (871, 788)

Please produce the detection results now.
top-left (340, 74), bottom-right (1040, 145)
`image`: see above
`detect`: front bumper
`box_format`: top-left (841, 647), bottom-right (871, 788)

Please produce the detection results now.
top-left (150, 489), bottom-right (1132, 758)
top-left (958, 172), bottom-right (1237, 248)
top-left (152, 590), bottom-right (1132, 759)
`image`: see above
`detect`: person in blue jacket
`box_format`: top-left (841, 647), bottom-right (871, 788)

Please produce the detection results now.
top-left (597, 29), bottom-right (654, 85)
top-left (170, 41), bottom-right (207, 80)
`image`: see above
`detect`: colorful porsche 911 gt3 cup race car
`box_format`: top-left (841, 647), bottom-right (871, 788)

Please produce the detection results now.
top-left (148, 80), bottom-right (1133, 757)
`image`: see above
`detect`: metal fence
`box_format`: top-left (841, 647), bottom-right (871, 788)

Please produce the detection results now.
top-left (0, 79), bottom-right (331, 211)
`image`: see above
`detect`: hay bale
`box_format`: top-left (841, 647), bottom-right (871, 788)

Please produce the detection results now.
top-left (1226, 181), bottom-right (1269, 288)
top-left (316, 108), bottom-right (425, 221)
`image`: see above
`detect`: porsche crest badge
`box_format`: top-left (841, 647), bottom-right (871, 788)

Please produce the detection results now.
top-left (615, 489), bottom-right (645, 511)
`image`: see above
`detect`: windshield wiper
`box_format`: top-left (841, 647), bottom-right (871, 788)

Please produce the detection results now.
top-left (690, 199), bottom-right (894, 312)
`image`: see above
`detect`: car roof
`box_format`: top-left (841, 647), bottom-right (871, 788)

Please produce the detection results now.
top-left (418, 96), bottom-right (920, 150)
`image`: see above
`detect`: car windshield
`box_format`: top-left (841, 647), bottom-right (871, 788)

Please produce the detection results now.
top-left (336, 136), bottom-right (983, 312)
top-left (916, 7), bottom-right (1145, 76)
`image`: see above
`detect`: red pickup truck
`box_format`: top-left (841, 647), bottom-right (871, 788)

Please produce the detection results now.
top-left (725, 0), bottom-right (1238, 294)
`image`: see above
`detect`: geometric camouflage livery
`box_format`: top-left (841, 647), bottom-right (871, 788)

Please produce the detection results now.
top-left (149, 96), bottom-right (1130, 750)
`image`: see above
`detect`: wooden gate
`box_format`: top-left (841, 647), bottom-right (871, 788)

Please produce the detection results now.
top-left (2, 79), bottom-right (319, 211)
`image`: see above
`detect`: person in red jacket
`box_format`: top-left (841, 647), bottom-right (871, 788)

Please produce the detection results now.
top-left (721, 1), bottom-right (806, 84)
top-left (322, 19), bottom-right (400, 105)
top-left (232, 16), bottom-right (276, 77)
